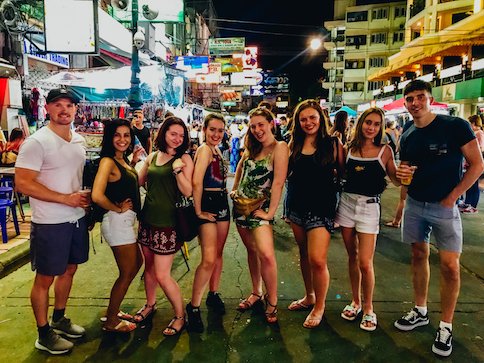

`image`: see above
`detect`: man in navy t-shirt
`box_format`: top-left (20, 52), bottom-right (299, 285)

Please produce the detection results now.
top-left (393, 80), bottom-right (484, 357)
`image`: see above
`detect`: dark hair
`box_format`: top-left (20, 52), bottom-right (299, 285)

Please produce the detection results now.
top-left (289, 99), bottom-right (334, 167)
top-left (100, 118), bottom-right (134, 159)
top-left (246, 107), bottom-right (276, 159)
top-left (257, 100), bottom-right (273, 112)
top-left (9, 128), bottom-right (24, 142)
top-left (348, 107), bottom-right (385, 153)
top-left (203, 112), bottom-right (225, 128)
top-left (403, 79), bottom-right (432, 96)
top-left (154, 116), bottom-right (189, 157)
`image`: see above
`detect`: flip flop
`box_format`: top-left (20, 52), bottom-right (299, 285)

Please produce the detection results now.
top-left (303, 313), bottom-right (323, 329)
top-left (100, 311), bottom-right (135, 322)
top-left (360, 313), bottom-right (377, 332)
top-left (288, 299), bottom-right (314, 311)
top-left (102, 319), bottom-right (137, 333)
top-left (384, 221), bottom-right (400, 228)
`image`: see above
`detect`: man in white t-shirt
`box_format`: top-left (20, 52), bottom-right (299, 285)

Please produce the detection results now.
top-left (16, 88), bottom-right (90, 355)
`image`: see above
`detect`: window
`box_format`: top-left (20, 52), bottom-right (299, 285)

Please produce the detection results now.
top-left (346, 35), bottom-right (367, 47)
top-left (393, 31), bottom-right (404, 43)
top-left (372, 7), bottom-right (388, 20)
top-left (371, 33), bottom-right (387, 44)
top-left (344, 82), bottom-right (365, 92)
top-left (394, 6), bottom-right (406, 18)
top-left (345, 59), bottom-right (366, 69)
top-left (369, 57), bottom-right (385, 68)
top-left (368, 81), bottom-right (384, 91)
top-left (347, 11), bottom-right (368, 22)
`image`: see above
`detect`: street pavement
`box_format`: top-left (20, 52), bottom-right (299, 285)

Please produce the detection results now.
top-left (0, 180), bottom-right (483, 362)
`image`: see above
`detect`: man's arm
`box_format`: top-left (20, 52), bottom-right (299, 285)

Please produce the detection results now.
top-left (441, 139), bottom-right (484, 208)
top-left (15, 167), bottom-right (86, 208)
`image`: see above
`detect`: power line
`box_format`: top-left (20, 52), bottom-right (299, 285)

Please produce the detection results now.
top-left (209, 17), bottom-right (325, 30)
top-left (216, 26), bottom-right (319, 38)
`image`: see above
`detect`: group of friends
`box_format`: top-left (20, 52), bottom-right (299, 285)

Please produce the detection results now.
top-left (14, 80), bottom-right (484, 357)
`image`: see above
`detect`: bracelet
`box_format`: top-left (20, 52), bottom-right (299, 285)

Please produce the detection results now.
top-left (173, 169), bottom-right (183, 175)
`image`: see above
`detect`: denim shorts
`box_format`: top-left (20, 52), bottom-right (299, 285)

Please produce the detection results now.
top-left (335, 192), bottom-right (381, 234)
top-left (288, 209), bottom-right (334, 232)
top-left (402, 196), bottom-right (462, 253)
top-left (30, 217), bottom-right (89, 276)
top-left (101, 210), bottom-right (137, 247)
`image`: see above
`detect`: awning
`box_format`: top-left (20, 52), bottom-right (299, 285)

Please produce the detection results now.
top-left (99, 49), bottom-right (131, 66)
top-left (330, 105), bottom-right (357, 117)
top-left (383, 97), bottom-right (447, 111)
top-left (369, 11), bottom-right (484, 81)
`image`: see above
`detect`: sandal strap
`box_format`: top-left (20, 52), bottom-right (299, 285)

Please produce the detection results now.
top-left (135, 303), bottom-right (156, 319)
top-left (343, 304), bottom-right (359, 313)
top-left (361, 313), bottom-right (377, 323)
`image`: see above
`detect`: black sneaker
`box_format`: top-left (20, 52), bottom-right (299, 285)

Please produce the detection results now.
top-left (186, 303), bottom-right (204, 333)
top-left (35, 328), bottom-right (74, 355)
top-left (50, 316), bottom-right (85, 338)
top-left (394, 308), bottom-right (429, 331)
top-left (206, 291), bottom-right (226, 314)
top-left (432, 327), bottom-right (453, 357)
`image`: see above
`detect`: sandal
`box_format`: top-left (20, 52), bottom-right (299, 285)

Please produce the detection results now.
top-left (102, 319), bottom-right (137, 333)
top-left (100, 311), bottom-right (135, 323)
top-left (288, 298), bottom-right (314, 311)
top-left (385, 221), bottom-right (400, 228)
top-left (303, 313), bottom-right (323, 329)
top-left (341, 303), bottom-right (362, 321)
top-left (133, 303), bottom-right (157, 323)
top-left (264, 295), bottom-right (278, 324)
top-left (237, 293), bottom-right (263, 312)
top-left (163, 316), bottom-right (186, 336)
top-left (360, 313), bottom-right (377, 331)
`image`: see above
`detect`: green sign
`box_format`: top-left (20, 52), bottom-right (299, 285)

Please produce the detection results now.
top-left (209, 38), bottom-right (245, 56)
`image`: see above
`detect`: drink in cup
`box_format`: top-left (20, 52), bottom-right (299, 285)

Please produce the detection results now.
top-left (400, 162), bottom-right (415, 186)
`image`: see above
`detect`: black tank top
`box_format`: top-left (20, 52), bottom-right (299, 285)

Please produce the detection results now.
top-left (105, 158), bottom-right (141, 214)
top-left (343, 147), bottom-right (387, 197)
top-left (287, 153), bottom-right (337, 218)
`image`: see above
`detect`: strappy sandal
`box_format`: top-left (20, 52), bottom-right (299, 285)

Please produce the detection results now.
top-left (237, 292), bottom-right (263, 312)
top-left (100, 311), bottom-right (135, 323)
top-left (162, 316), bottom-right (186, 336)
top-left (102, 319), bottom-right (137, 333)
top-left (341, 303), bottom-right (362, 321)
top-left (133, 302), bottom-right (157, 323)
top-left (360, 313), bottom-right (377, 331)
top-left (265, 296), bottom-right (278, 324)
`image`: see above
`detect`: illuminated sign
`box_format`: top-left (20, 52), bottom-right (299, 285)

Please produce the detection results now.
top-left (243, 47), bottom-right (258, 69)
top-left (209, 38), bottom-right (245, 56)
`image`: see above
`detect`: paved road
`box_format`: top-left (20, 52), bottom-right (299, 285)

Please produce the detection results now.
top-left (0, 181), bottom-right (483, 362)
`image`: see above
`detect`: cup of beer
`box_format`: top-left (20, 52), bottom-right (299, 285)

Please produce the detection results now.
top-left (400, 162), bottom-right (415, 186)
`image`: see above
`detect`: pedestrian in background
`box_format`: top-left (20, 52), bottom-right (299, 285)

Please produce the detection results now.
top-left (186, 113), bottom-right (230, 333)
top-left (16, 88), bottom-right (89, 354)
top-left (285, 99), bottom-right (344, 328)
top-left (135, 116), bottom-right (193, 336)
top-left (91, 118), bottom-right (143, 333)
top-left (335, 107), bottom-right (399, 331)
top-left (330, 110), bottom-right (350, 146)
top-left (231, 107), bottom-right (288, 324)
top-left (394, 80), bottom-right (484, 357)
top-left (132, 109), bottom-right (152, 155)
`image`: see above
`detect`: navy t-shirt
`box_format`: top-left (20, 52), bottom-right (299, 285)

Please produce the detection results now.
top-left (399, 114), bottom-right (475, 202)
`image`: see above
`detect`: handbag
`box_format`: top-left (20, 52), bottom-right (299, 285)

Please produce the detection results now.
top-left (232, 194), bottom-right (266, 216)
top-left (175, 194), bottom-right (199, 242)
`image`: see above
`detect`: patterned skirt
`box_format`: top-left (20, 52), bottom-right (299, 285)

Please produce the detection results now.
top-left (137, 221), bottom-right (183, 255)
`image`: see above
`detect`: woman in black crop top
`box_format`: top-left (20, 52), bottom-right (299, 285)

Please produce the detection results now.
top-left (286, 99), bottom-right (344, 329)
top-left (92, 119), bottom-right (143, 333)
top-left (335, 107), bottom-right (400, 331)
top-left (186, 113), bottom-right (230, 332)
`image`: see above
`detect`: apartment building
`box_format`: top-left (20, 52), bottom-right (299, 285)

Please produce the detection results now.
top-left (323, 0), bottom-right (407, 110)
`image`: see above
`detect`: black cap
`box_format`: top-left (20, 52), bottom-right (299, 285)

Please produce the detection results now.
top-left (46, 88), bottom-right (79, 104)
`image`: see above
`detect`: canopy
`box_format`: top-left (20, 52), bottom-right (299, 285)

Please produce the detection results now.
top-left (330, 105), bottom-right (357, 117)
top-left (383, 97), bottom-right (448, 112)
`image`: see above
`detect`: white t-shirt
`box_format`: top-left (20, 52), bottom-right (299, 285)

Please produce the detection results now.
top-left (16, 127), bottom-right (86, 224)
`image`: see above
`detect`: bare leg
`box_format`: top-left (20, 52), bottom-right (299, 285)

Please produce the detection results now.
top-left (105, 244), bottom-right (143, 328)
top-left (141, 245), bottom-right (157, 306)
top-left (208, 221), bottom-right (230, 292)
top-left (237, 225), bottom-right (263, 304)
top-left (356, 232), bottom-right (377, 316)
top-left (340, 227), bottom-right (361, 308)
top-left (439, 251), bottom-right (461, 323)
top-left (53, 264), bottom-right (77, 311)
top-left (393, 187), bottom-right (407, 225)
top-left (31, 274), bottom-right (55, 327)
top-left (411, 242), bottom-right (430, 307)
top-left (291, 223), bottom-right (315, 305)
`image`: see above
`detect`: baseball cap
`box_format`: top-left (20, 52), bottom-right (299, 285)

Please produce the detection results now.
top-left (46, 88), bottom-right (79, 104)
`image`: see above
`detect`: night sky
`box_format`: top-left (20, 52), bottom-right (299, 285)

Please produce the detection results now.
top-left (211, 1), bottom-right (335, 103)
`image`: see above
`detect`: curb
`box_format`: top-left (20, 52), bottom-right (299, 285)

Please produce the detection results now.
top-left (0, 241), bottom-right (30, 275)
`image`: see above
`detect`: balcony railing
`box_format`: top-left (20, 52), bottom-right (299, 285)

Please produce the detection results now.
top-left (409, 0), bottom-right (425, 18)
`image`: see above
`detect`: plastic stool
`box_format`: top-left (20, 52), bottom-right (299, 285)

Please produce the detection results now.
top-left (0, 199), bottom-right (20, 243)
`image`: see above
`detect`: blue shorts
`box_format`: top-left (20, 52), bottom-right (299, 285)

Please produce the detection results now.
top-left (402, 196), bottom-right (462, 253)
top-left (288, 209), bottom-right (334, 232)
top-left (30, 217), bottom-right (89, 276)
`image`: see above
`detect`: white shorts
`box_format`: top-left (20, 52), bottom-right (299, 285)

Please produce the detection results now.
top-left (335, 192), bottom-right (380, 234)
top-left (101, 210), bottom-right (137, 247)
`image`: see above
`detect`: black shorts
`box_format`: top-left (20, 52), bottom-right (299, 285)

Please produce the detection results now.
top-left (30, 217), bottom-right (89, 276)
top-left (199, 190), bottom-right (230, 224)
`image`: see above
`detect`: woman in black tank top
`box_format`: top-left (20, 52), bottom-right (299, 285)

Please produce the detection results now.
top-left (92, 119), bottom-right (143, 333)
top-left (287, 99), bottom-right (344, 329)
top-left (335, 107), bottom-right (400, 331)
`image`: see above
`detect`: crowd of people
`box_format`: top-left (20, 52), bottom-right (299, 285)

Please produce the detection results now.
top-left (13, 80), bottom-right (484, 357)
